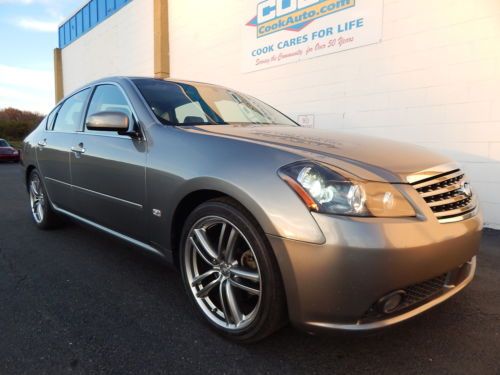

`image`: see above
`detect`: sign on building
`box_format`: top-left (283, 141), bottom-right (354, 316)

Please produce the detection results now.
top-left (242, 0), bottom-right (384, 72)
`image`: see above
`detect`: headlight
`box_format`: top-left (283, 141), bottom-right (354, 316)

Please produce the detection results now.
top-left (278, 162), bottom-right (416, 217)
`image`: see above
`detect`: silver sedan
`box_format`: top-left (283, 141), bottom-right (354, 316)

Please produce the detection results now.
top-left (21, 77), bottom-right (482, 342)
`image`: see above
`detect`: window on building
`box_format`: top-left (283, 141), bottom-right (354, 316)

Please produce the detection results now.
top-left (53, 89), bottom-right (91, 133)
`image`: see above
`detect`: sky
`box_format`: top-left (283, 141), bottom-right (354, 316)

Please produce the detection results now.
top-left (0, 0), bottom-right (82, 114)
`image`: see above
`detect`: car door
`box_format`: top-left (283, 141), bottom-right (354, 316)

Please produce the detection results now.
top-left (36, 89), bottom-right (91, 210)
top-left (70, 83), bottom-right (148, 241)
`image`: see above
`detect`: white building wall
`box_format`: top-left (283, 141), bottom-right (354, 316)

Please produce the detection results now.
top-left (169, 0), bottom-right (500, 228)
top-left (61, 0), bottom-right (154, 95)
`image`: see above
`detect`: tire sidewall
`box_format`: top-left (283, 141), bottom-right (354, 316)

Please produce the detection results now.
top-left (28, 169), bottom-right (55, 229)
top-left (179, 199), bottom-right (285, 342)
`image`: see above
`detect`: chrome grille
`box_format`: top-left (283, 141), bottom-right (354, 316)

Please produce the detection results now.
top-left (411, 169), bottom-right (477, 223)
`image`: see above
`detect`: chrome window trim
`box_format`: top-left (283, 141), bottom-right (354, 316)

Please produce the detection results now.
top-left (51, 86), bottom-right (93, 134)
top-left (80, 81), bottom-right (146, 141)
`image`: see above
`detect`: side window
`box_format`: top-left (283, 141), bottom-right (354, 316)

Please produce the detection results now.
top-left (85, 85), bottom-right (132, 134)
top-left (45, 106), bottom-right (60, 130)
top-left (53, 89), bottom-right (91, 132)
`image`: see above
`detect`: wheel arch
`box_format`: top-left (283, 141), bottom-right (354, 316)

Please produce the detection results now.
top-left (169, 187), bottom-right (275, 268)
top-left (25, 164), bottom-right (37, 191)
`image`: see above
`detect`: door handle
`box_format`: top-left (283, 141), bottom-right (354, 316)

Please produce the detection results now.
top-left (38, 139), bottom-right (47, 148)
top-left (71, 143), bottom-right (86, 154)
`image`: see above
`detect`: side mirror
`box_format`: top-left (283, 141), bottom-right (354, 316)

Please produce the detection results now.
top-left (86, 111), bottom-right (130, 132)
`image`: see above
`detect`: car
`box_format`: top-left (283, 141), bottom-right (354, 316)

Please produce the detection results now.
top-left (0, 139), bottom-right (20, 163)
top-left (21, 77), bottom-right (483, 343)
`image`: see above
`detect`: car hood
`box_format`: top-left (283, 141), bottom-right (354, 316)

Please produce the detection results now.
top-left (0, 147), bottom-right (16, 154)
top-left (187, 125), bottom-right (452, 183)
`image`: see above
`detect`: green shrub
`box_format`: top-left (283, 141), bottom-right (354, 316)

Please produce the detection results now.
top-left (0, 107), bottom-right (44, 143)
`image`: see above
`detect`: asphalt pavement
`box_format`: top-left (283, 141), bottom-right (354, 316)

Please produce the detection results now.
top-left (0, 163), bottom-right (499, 375)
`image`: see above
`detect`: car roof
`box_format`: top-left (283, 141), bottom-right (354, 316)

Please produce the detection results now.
top-left (59, 76), bottom-right (229, 107)
top-left (89, 76), bottom-right (224, 89)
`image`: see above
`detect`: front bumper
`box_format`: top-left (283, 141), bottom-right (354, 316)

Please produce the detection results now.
top-left (267, 208), bottom-right (483, 334)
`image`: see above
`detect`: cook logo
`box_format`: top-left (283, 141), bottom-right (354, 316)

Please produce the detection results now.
top-left (247, 0), bottom-right (355, 38)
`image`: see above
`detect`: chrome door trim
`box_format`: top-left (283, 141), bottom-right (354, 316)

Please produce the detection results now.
top-left (45, 177), bottom-right (143, 210)
top-left (52, 203), bottom-right (168, 260)
top-left (72, 184), bottom-right (143, 209)
top-left (44, 177), bottom-right (71, 187)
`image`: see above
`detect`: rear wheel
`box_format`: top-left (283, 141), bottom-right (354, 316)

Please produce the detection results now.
top-left (179, 198), bottom-right (287, 343)
top-left (28, 169), bottom-right (61, 229)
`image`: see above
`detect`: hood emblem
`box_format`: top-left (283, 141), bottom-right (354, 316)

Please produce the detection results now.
top-left (460, 182), bottom-right (472, 198)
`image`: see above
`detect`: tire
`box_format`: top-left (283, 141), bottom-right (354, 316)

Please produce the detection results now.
top-left (179, 198), bottom-right (287, 343)
top-left (28, 169), bottom-right (62, 230)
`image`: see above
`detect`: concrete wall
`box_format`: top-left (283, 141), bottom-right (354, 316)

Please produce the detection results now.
top-left (61, 0), bottom-right (154, 95)
top-left (169, 0), bottom-right (500, 228)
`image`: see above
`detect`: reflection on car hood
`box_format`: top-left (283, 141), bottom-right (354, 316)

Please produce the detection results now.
top-left (188, 125), bottom-right (452, 183)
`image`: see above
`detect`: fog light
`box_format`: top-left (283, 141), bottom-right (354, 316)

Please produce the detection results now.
top-left (377, 290), bottom-right (406, 314)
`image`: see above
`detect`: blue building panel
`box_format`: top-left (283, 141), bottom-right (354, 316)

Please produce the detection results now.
top-left (83, 5), bottom-right (90, 32)
top-left (116, 0), bottom-right (128, 8)
top-left (59, 0), bottom-right (131, 48)
top-left (76, 11), bottom-right (83, 37)
top-left (90, 0), bottom-right (98, 27)
top-left (64, 22), bottom-right (70, 47)
top-left (106, 0), bottom-right (116, 16)
top-left (69, 17), bottom-right (76, 41)
top-left (58, 27), bottom-right (65, 48)
top-left (97, 0), bottom-right (107, 22)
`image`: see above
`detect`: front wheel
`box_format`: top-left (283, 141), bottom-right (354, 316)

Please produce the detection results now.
top-left (179, 198), bottom-right (287, 343)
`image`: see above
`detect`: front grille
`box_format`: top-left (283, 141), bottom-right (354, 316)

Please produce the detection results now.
top-left (411, 169), bottom-right (476, 222)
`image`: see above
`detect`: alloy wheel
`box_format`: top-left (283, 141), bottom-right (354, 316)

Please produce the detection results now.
top-left (184, 216), bottom-right (262, 331)
top-left (29, 174), bottom-right (45, 224)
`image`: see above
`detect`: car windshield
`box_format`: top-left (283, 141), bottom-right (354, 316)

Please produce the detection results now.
top-left (0, 140), bottom-right (9, 147)
top-left (133, 79), bottom-right (297, 126)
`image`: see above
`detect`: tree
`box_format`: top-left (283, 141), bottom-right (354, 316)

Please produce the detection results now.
top-left (0, 107), bottom-right (44, 142)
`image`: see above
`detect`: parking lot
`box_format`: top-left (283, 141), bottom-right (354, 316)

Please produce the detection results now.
top-left (0, 163), bottom-right (499, 375)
